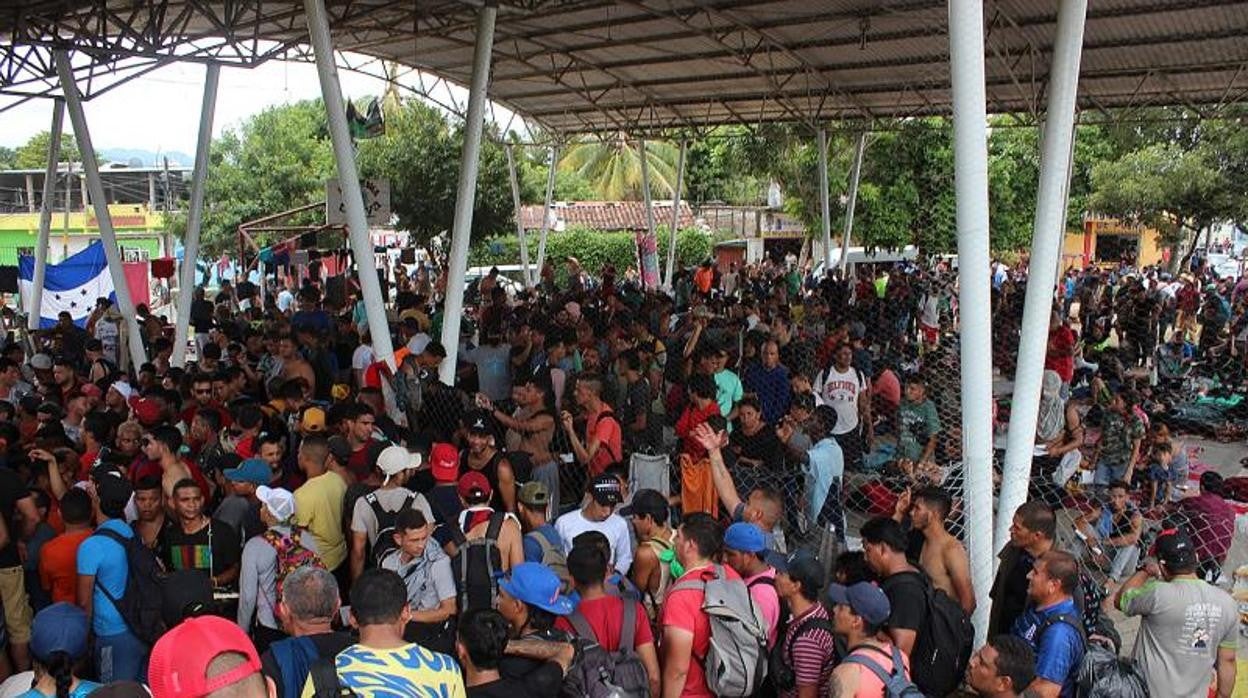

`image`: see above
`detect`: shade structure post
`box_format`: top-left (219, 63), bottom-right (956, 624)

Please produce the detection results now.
top-left (304, 0), bottom-right (396, 370)
top-left (29, 99), bottom-right (64, 331)
top-left (838, 131), bottom-right (867, 278)
top-left (947, 0), bottom-right (994, 646)
top-left (664, 139), bottom-right (688, 291)
top-left (172, 64), bottom-right (220, 368)
top-left (817, 129), bottom-right (833, 274)
top-left (997, 0), bottom-right (1088, 553)
top-left (533, 144), bottom-right (558, 288)
top-left (55, 52), bottom-right (148, 370)
top-left (637, 139), bottom-right (659, 291)
top-left (504, 144), bottom-right (534, 288)
top-left (438, 4), bottom-right (497, 385)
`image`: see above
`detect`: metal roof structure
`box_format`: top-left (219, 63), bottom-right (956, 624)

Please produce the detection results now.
top-left (3, 1), bottom-right (1248, 135)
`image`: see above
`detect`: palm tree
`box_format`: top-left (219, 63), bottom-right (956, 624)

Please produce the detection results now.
top-left (558, 135), bottom-right (680, 200)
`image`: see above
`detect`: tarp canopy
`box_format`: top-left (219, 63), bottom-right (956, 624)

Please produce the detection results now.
top-left (3, 1), bottom-right (1247, 134)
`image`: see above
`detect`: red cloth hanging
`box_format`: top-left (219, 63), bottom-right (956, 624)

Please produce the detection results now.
top-left (150, 257), bottom-right (176, 279)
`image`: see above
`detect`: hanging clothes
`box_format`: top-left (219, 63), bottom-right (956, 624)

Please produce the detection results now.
top-left (150, 257), bottom-right (176, 279)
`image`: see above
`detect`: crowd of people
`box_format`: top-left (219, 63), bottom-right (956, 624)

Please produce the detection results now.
top-left (0, 248), bottom-right (1241, 698)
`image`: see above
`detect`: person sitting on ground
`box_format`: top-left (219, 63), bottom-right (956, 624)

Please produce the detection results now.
top-left (302, 568), bottom-right (465, 697)
top-left (1073, 480), bottom-right (1143, 583)
top-left (826, 581), bottom-right (912, 698)
top-left (966, 635), bottom-right (1036, 698)
top-left (1176, 471), bottom-right (1237, 583)
top-left (149, 614), bottom-right (275, 698)
top-left (1011, 550), bottom-right (1085, 698)
top-left (1145, 442), bottom-right (1174, 508)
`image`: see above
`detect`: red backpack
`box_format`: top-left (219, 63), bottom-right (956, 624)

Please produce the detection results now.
top-left (263, 526), bottom-right (325, 598)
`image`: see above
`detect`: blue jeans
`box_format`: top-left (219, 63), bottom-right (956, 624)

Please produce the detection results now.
top-left (1093, 459), bottom-right (1127, 488)
top-left (97, 629), bottom-right (148, 683)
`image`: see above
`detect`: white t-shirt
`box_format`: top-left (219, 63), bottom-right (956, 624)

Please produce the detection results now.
top-left (352, 344), bottom-right (376, 372)
top-left (920, 293), bottom-right (940, 327)
top-left (94, 318), bottom-right (119, 366)
top-left (554, 509), bottom-right (633, 575)
top-left (277, 289), bottom-right (295, 313)
top-left (816, 365), bottom-right (865, 435)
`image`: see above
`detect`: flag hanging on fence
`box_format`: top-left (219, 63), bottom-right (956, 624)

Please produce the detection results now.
top-left (18, 242), bottom-right (116, 329)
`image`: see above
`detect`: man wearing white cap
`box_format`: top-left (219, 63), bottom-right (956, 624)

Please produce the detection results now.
top-left (238, 485), bottom-right (320, 651)
top-left (349, 444), bottom-right (433, 582)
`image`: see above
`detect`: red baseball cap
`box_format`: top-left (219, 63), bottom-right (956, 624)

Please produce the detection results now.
top-left (457, 471), bottom-right (492, 502)
top-left (430, 443), bottom-right (459, 482)
top-left (149, 615), bottom-right (262, 698)
top-left (129, 396), bottom-right (162, 426)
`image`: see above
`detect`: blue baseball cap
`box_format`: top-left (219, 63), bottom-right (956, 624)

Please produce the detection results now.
top-left (223, 457), bottom-right (271, 485)
top-left (500, 562), bottom-right (576, 615)
top-left (723, 522), bottom-right (767, 554)
top-left (824, 582), bottom-right (891, 626)
top-left (30, 603), bottom-right (89, 661)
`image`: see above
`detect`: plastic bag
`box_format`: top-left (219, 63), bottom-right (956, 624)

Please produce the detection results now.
top-left (1077, 644), bottom-right (1149, 697)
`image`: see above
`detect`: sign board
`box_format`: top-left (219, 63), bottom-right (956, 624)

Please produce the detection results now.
top-left (326, 178), bottom-right (391, 226)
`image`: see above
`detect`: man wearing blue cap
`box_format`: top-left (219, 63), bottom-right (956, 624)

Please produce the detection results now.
top-left (827, 582), bottom-right (916, 698)
top-left (723, 522), bottom-right (780, 646)
top-left (218, 457), bottom-right (271, 543)
top-left (494, 563), bottom-right (578, 695)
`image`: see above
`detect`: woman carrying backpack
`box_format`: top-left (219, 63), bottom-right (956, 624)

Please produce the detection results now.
top-left (238, 486), bottom-right (321, 652)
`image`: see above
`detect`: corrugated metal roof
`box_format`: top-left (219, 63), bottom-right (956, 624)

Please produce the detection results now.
top-left (519, 200), bottom-right (696, 231)
top-left (3, 0), bottom-right (1246, 134)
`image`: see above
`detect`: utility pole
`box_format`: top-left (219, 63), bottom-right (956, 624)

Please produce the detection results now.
top-left (162, 156), bottom-right (172, 257)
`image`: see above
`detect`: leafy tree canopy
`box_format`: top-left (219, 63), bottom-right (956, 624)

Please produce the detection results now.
top-left (14, 131), bottom-right (85, 169)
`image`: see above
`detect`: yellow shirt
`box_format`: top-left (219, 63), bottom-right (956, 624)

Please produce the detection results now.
top-left (300, 643), bottom-right (466, 698)
top-left (293, 471), bottom-right (348, 570)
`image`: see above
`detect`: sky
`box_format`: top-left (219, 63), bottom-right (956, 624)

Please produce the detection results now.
top-left (0, 55), bottom-right (522, 159)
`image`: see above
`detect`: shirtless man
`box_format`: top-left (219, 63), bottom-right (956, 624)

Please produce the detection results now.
top-left (485, 370), bottom-right (558, 517)
top-left (446, 471), bottom-right (524, 571)
top-left (144, 425), bottom-right (194, 509)
top-left (277, 335), bottom-right (316, 398)
top-left (894, 485), bottom-right (975, 613)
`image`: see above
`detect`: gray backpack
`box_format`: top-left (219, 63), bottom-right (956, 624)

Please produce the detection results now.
top-left (563, 600), bottom-right (650, 698)
top-left (668, 565), bottom-right (769, 697)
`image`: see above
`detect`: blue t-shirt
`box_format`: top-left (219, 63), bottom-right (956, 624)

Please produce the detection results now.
top-left (523, 525), bottom-right (562, 564)
top-left (76, 519), bottom-right (133, 637)
top-left (1012, 597), bottom-right (1084, 697)
top-left (16, 680), bottom-right (101, 698)
top-left (804, 438), bottom-right (844, 526)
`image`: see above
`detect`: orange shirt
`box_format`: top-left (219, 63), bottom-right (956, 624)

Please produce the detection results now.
top-left (39, 529), bottom-right (92, 605)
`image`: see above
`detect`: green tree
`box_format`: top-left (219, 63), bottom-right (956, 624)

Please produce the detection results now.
top-left (357, 98), bottom-right (514, 248)
top-left (14, 131), bottom-right (85, 168)
top-left (0, 146), bottom-right (15, 170)
top-left (166, 100), bottom-right (335, 256)
top-left (559, 135), bottom-right (680, 200)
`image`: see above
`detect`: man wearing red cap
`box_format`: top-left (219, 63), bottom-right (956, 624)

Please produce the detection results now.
top-left (149, 615), bottom-right (274, 697)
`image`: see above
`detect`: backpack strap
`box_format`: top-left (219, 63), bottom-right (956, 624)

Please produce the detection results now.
top-left (365, 492), bottom-right (385, 521)
top-left (1036, 612), bottom-right (1086, 647)
top-left (484, 511), bottom-right (507, 541)
top-left (842, 644), bottom-right (902, 684)
top-left (783, 613), bottom-right (834, 656)
top-left (747, 576), bottom-right (776, 590)
top-left (566, 610), bottom-right (599, 643)
top-left (620, 598), bottom-right (638, 656)
top-left (308, 655), bottom-right (353, 697)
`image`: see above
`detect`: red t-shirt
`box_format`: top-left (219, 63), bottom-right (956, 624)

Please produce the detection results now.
top-left (675, 401), bottom-right (723, 461)
top-left (585, 406), bottom-right (623, 477)
top-left (554, 595), bottom-right (654, 651)
top-left (1044, 325), bottom-right (1076, 384)
top-left (659, 565), bottom-right (743, 698)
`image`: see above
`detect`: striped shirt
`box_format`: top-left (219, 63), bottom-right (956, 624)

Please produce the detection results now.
top-left (780, 603), bottom-right (837, 698)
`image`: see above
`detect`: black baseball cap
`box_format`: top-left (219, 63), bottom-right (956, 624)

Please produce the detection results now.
top-left (619, 489), bottom-right (667, 521)
top-left (464, 410), bottom-right (494, 435)
top-left (774, 550), bottom-right (826, 594)
top-left (589, 474), bottom-right (624, 506)
top-left (1152, 528), bottom-right (1198, 569)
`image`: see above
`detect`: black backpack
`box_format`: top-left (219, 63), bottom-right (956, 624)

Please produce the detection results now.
top-left (366, 492), bottom-right (415, 567)
top-left (562, 601), bottom-right (650, 698)
top-left (448, 511), bottom-right (507, 613)
top-left (767, 611), bottom-right (834, 692)
top-left (897, 570), bottom-right (973, 697)
top-left (91, 527), bottom-right (168, 646)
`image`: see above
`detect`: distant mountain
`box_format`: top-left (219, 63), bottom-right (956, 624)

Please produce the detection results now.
top-left (98, 148), bottom-right (193, 168)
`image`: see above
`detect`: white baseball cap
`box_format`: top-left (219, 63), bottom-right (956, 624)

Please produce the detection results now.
top-left (377, 445), bottom-right (423, 485)
top-left (256, 486), bottom-right (296, 522)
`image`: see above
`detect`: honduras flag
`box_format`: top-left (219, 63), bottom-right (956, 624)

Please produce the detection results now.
top-left (18, 242), bottom-right (116, 329)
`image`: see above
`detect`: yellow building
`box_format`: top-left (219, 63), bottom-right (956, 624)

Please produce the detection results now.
top-left (1062, 216), bottom-right (1170, 270)
top-left (0, 203), bottom-right (168, 265)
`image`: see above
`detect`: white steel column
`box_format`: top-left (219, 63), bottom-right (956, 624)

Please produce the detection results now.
top-left (504, 144), bottom-right (534, 288)
top-left (172, 64), bottom-right (220, 368)
top-left (664, 139), bottom-right (688, 291)
top-left (638, 139), bottom-right (659, 291)
top-left (29, 100), bottom-right (64, 330)
top-left (839, 131), bottom-right (867, 278)
top-left (56, 53), bottom-right (148, 369)
top-left (817, 129), bottom-right (833, 273)
top-left (438, 5), bottom-right (497, 385)
top-left (533, 144), bottom-right (558, 287)
top-left (996, 0), bottom-right (1088, 553)
top-left (304, 0), bottom-right (396, 369)
top-left (947, 0), bottom-right (994, 645)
